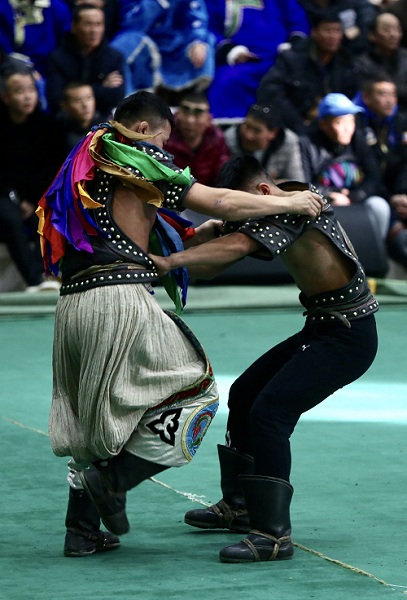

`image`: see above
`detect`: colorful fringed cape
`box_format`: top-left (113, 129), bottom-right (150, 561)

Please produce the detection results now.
top-left (37, 121), bottom-right (194, 312)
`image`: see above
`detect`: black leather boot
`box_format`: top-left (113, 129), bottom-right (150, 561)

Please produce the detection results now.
top-left (79, 450), bottom-right (168, 536)
top-left (64, 488), bottom-right (120, 557)
top-left (184, 445), bottom-right (254, 533)
top-left (219, 475), bottom-right (294, 563)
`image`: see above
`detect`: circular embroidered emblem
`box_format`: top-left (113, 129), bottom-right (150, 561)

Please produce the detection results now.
top-left (182, 400), bottom-right (219, 461)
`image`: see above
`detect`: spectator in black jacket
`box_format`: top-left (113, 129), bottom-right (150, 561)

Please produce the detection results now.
top-left (57, 81), bottom-right (101, 152)
top-left (46, 3), bottom-right (125, 119)
top-left (300, 92), bottom-right (391, 240)
top-left (355, 12), bottom-right (407, 113)
top-left (298, 0), bottom-right (379, 54)
top-left (0, 65), bottom-right (66, 290)
top-left (257, 12), bottom-right (361, 135)
top-left (356, 73), bottom-right (407, 269)
top-left (386, 0), bottom-right (407, 48)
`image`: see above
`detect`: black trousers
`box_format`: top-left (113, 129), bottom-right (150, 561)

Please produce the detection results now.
top-left (0, 194), bottom-right (44, 286)
top-left (226, 315), bottom-right (378, 481)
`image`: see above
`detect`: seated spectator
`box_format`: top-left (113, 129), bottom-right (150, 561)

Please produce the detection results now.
top-left (298, 0), bottom-right (379, 53)
top-left (355, 12), bottom-right (407, 112)
top-left (164, 92), bottom-right (230, 188)
top-left (0, 0), bottom-right (71, 78)
top-left (356, 73), bottom-right (407, 268)
top-left (64, 0), bottom-right (121, 41)
top-left (205, 0), bottom-right (310, 119)
top-left (224, 103), bottom-right (305, 182)
top-left (257, 12), bottom-right (361, 135)
top-left (385, 0), bottom-right (407, 48)
top-left (300, 92), bottom-right (391, 240)
top-left (46, 3), bottom-right (125, 119)
top-left (0, 66), bottom-right (66, 290)
top-left (57, 81), bottom-right (101, 151)
top-left (110, 0), bottom-right (215, 106)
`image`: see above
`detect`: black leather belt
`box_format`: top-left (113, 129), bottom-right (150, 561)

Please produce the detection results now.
top-left (60, 264), bottom-right (159, 295)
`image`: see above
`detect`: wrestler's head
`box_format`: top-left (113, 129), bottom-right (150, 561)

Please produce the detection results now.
top-left (114, 91), bottom-right (174, 148)
top-left (216, 155), bottom-right (277, 196)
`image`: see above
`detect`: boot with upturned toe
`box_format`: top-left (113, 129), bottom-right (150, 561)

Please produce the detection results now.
top-left (79, 451), bottom-right (169, 536)
top-left (184, 445), bottom-right (254, 532)
top-left (219, 475), bottom-right (294, 563)
top-left (64, 529), bottom-right (120, 557)
top-left (79, 466), bottom-right (129, 536)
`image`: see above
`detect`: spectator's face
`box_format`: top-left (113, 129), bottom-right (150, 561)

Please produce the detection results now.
top-left (176, 101), bottom-right (211, 143)
top-left (72, 8), bottom-right (105, 52)
top-left (372, 14), bottom-right (402, 52)
top-left (363, 81), bottom-right (397, 118)
top-left (319, 114), bottom-right (356, 145)
top-left (240, 115), bottom-right (277, 152)
top-left (312, 21), bottom-right (343, 53)
top-left (1, 73), bottom-right (38, 119)
top-left (61, 85), bottom-right (96, 125)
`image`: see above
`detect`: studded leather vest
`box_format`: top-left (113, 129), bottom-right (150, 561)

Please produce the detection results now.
top-left (60, 143), bottom-right (196, 295)
top-left (234, 203), bottom-right (379, 326)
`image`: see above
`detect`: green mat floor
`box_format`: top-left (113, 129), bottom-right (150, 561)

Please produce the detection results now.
top-left (0, 293), bottom-right (406, 600)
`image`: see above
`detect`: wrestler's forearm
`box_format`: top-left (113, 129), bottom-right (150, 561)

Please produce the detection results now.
top-left (189, 263), bottom-right (237, 280)
top-left (167, 233), bottom-right (256, 270)
top-left (184, 182), bottom-right (323, 221)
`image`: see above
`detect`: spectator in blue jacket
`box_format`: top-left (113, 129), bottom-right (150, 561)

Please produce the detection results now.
top-left (0, 0), bottom-right (71, 78)
top-left (205, 0), bottom-right (310, 119)
top-left (110, 0), bottom-right (215, 106)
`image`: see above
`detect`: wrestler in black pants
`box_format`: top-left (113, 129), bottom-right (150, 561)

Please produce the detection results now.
top-left (226, 315), bottom-right (378, 481)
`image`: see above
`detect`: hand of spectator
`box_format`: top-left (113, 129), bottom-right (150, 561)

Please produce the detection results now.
top-left (390, 194), bottom-right (407, 219)
top-left (102, 71), bottom-right (124, 88)
top-left (285, 191), bottom-right (325, 218)
top-left (328, 192), bottom-right (352, 206)
top-left (234, 50), bottom-right (260, 64)
top-left (188, 42), bottom-right (207, 68)
top-left (227, 46), bottom-right (260, 65)
top-left (20, 200), bottom-right (35, 220)
top-left (149, 254), bottom-right (171, 277)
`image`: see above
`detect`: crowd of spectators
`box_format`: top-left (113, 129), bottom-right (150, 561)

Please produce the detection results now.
top-left (1, 0), bottom-right (407, 290)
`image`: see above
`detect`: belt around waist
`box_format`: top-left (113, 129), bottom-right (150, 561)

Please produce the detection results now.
top-left (60, 264), bottom-right (159, 295)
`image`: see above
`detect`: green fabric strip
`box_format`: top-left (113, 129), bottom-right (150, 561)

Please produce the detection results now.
top-left (102, 133), bottom-right (191, 185)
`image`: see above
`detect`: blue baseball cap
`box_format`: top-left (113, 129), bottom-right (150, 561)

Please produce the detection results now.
top-left (318, 93), bottom-right (364, 118)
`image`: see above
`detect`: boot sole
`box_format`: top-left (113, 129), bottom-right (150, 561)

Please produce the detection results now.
top-left (220, 554), bottom-right (294, 563)
top-left (64, 542), bottom-right (121, 558)
top-left (185, 517), bottom-right (250, 533)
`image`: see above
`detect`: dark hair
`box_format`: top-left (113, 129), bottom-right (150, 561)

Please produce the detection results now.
top-left (0, 64), bottom-right (36, 94)
top-left (113, 90), bottom-right (174, 129)
top-left (247, 103), bottom-right (282, 130)
top-left (62, 80), bottom-right (94, 98)
top-left (216, 156), bottom-right (272, 191)
top-left (72, 3), bottom-right (104, 22)
top-left (179, 90), bottom-right (209, 106)
top-left (361, 72), bottom-right (396, 92)
top-left (310, 11), bottom-right (342, 29)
